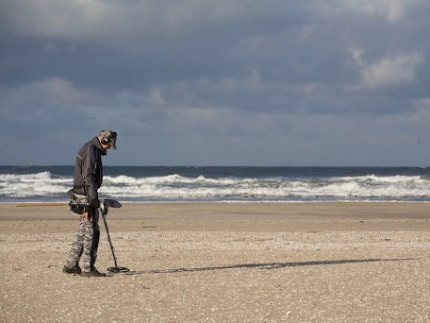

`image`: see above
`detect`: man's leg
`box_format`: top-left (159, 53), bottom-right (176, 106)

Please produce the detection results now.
top-left (82, 207), bottom-right (101, 272)
top-left (64, 217), bottom-right (86, 273)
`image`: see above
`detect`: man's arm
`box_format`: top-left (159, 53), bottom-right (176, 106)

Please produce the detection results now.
top-left (82, 144), bottom-right (99, 204)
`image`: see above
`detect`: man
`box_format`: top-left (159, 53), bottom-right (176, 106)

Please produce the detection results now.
top-left (63, 129), bottom-right (117, 277)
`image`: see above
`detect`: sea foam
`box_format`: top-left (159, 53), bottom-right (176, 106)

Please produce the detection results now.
top-left (1, 170), bottom-right (429, 202)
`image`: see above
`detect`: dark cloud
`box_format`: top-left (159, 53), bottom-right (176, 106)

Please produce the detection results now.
top-left (1, 0), bottom-right (430, 165)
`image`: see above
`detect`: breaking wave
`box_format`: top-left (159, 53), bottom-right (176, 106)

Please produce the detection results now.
top-left (1, 168), bottom-right (430, 202)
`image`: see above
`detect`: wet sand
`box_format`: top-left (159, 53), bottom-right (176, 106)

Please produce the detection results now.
top-left (1, 202), bottom-right (430, 322)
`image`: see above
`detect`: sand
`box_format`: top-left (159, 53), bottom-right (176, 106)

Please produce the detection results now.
top-left (1, 202), bottom-right (430, 322)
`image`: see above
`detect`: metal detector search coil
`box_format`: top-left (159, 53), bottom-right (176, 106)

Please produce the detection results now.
top-left (107, 266), bottom-right (129, 273)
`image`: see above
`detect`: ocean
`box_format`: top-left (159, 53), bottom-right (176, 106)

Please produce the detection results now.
top-left (1, 166), bottom-right (429, 203)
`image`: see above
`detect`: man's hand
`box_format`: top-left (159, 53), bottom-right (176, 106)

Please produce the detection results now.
top-left (88, 198), bottom-right (101, 209)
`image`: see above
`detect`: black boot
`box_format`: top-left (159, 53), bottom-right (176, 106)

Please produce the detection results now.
top-left (63, 265), bottom-right (82, 275)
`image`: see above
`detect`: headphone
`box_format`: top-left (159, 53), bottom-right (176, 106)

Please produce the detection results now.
top-left (101, 131), bottom-right (117, 145)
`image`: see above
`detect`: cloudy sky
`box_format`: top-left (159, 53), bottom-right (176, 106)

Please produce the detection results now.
top-left (1, 0), bottom-right (430, 166)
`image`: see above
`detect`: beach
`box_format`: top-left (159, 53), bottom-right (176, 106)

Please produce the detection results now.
top-left (1, 202), bottom-right (430, 322)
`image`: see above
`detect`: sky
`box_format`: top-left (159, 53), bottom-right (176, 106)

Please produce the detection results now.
top-left (1, 0), bottom-right (430, 166)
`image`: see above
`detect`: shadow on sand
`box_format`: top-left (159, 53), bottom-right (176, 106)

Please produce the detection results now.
top-left (115, 258), bottom-right (415, 276)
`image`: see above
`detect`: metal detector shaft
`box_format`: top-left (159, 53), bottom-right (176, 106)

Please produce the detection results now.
top-left (101, 213), bottom-right (119, 268)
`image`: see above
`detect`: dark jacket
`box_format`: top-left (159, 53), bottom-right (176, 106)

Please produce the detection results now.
top-left (73, 137), bottom-right (106, 200)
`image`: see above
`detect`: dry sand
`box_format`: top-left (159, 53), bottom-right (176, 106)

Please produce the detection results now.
top-left (1, 202), bottom-right (430, 322)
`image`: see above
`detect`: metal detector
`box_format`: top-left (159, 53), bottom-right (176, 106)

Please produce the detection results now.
top-left (100, 199), bottom-right (130, 273)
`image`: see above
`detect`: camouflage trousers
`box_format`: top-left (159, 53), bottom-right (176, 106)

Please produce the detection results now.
top-left (65, 207), bottom-right (100, 272)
